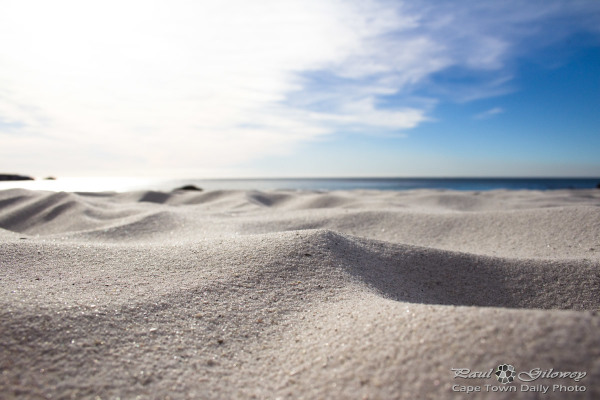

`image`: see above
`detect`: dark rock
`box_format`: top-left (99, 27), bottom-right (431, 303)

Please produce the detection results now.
top-left (596, 183), bottom-right (600, 189)
top-left (0, 174), bottom-right (34, 181)
top-left (174, 185), bottom-right (203, 191)
top-left (44, 176), bottom-right (57, 180)
top-left (140, 191), bottom-right (171, 204)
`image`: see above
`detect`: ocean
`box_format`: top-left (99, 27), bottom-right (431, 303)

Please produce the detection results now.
top-left (0, 177), bottom-right (599, 192)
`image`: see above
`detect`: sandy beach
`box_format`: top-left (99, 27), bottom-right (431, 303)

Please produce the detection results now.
top-left (1, 188), bottom-right (599, 399)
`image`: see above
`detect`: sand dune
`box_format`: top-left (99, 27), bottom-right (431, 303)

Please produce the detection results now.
top-left (1, 188), bottom-right (599, 399)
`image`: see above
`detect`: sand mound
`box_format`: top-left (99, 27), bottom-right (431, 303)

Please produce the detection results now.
top-left (1, 189), bottom-right (599, 398)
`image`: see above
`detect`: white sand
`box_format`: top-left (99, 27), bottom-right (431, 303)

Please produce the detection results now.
top-left (0, 188), bottom-right (599, 399)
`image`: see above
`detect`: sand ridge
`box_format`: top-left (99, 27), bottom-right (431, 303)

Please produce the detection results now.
top-left (1, 188), bottom-right (599, 399)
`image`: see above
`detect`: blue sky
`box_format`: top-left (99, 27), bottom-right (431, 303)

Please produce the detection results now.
top-left (1, 0), bottom-right (599, 177)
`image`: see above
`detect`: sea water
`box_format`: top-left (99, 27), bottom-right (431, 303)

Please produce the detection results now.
top-left (0, 177), bottom-right (598, 192)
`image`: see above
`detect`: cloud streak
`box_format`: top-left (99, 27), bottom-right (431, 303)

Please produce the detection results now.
top-left (0, 0), bottom-right (599, 175)
top-left (474, 107), bottom-right (504, 120)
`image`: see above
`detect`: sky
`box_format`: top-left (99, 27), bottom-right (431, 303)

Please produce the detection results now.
top-left (1, 0), bottom-right (599, 178)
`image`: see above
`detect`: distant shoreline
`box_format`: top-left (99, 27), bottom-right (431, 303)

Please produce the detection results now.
top-left (0, 176), bottom-right (599, 193)
top-left (0, 173), bottom-right (34, 181)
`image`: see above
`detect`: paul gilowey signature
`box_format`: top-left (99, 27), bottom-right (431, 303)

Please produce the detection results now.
top-left (451, 367), bottom-right (587, 382)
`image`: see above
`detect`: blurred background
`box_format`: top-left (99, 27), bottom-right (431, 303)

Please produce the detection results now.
top-left (1, 0), bottom-right (599, 189)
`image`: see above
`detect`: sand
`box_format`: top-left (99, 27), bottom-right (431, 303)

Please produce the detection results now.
top-left (0, 188), bottom-right (599, 399)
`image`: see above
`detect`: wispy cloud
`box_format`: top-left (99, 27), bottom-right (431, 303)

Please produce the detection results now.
top-left (0, 0), bottom-right (599, 175)
top-left (474, 107), bottom-right (504, 120)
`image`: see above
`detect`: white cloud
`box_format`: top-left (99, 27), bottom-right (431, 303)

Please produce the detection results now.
top-left (1, 0), bottom-right (409, 175)
top-left (474, 107), bottom-right (504, 120)
top-left (0, 0), bottom-right (598, 176)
